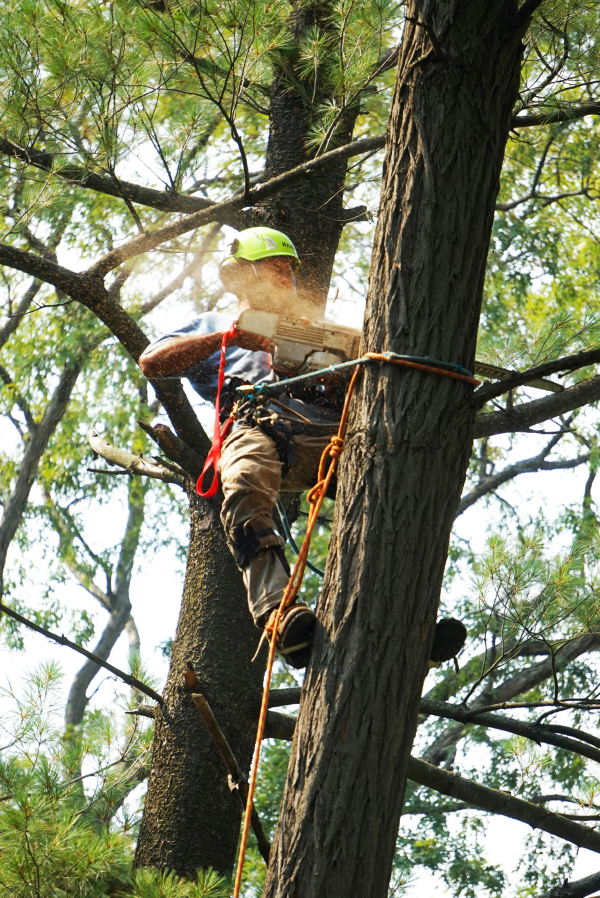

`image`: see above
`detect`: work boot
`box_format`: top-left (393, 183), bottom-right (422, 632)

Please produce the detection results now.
top-left (430, 618), bottom-right (467, 666)
top-left (265, 602), bottom-right (317, 670)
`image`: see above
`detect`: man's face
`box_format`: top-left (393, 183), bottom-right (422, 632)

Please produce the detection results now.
top-left (254, 255), bottom-right (296, 291)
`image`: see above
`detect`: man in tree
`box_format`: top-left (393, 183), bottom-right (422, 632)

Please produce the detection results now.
top-left (140, 226), bottom-right (336, 668)
top-left (140, 225), bottom-right (467, 671)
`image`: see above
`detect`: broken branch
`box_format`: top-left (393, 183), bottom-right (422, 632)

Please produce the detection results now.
top-left (87, 428), bottom-right (185, 486)
top-left (191, 693), bottom-right (271, 863)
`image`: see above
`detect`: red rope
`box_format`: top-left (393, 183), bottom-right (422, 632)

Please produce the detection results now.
top-left (196, 322), bottom-right (239, 498)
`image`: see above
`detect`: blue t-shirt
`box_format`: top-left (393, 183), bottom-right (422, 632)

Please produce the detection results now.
top-left (145, 311), bottom-right (278, 405)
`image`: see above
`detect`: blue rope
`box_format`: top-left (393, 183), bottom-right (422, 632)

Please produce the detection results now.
top-left (236, 351), bottom-right (475, 396)
top-left (276, 500), bottom-right (324, 579)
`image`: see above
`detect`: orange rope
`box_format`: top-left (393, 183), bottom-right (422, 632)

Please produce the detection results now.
top-left (232, 356), bottom-right (479, 897)
top-left (363, 352), bottom-right (481, 386)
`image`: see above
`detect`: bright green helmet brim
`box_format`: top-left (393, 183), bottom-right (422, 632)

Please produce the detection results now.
top-left (231, 226), bottom-right (300, 265)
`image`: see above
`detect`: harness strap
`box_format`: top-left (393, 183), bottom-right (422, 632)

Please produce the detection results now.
top-left (196, 322), bottom-right (239, 498)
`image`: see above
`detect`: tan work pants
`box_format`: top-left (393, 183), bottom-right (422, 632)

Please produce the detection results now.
top-left (219, 424), bottom-right (333, 625)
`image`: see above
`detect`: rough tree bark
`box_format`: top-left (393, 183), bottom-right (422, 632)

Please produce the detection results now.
top-left (134, 484), bottom-right (266, 874)
top-left (264, 4), bottom-right (527, 897)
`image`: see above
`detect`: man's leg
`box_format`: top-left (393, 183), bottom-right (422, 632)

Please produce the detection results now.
top-left (219, 424), bottom-right (317, 667)
top-left (219, 425), bottom-right (289, 627)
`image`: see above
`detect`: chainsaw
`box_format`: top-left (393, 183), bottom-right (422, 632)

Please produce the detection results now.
top-left (236, 309), bottom-right (563, 394)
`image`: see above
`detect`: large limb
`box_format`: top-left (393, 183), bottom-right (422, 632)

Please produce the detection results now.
top-left (407, 757), bottom-right (600, 853)
top-left (474, 376), bottom-right (600, 438)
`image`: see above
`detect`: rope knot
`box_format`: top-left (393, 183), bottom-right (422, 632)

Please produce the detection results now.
top-left (329, 435), bottom-right (344, 459)
top-left (306, 480), bottom-right (325, 504)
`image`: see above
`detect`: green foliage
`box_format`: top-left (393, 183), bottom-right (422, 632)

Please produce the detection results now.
top-left (121, 868), bottom-right (230, 898)
top-left (0, 662), bottom-right (230, 897)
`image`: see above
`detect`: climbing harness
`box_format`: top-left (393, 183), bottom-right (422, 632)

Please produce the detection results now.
top-left (195, 337), bottom-right (479, 500)
top-left (231, 354), bottom-right (480, 898)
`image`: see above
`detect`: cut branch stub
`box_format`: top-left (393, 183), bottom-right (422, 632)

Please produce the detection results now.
top-left (87, 428), bottom-right (184, 486)
top-left (137, 420), bottom-right (203, 478)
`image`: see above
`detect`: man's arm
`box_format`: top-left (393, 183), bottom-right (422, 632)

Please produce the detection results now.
top-left (139, 330), bottom-right (272, 378)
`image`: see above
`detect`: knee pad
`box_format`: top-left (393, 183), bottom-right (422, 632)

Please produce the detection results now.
top-left (227, 521), bottom-right (284, 570)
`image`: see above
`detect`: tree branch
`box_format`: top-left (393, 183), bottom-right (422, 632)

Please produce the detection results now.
top-left (407, 756), bottom-right (600, 853)
top-left (0, 279), bottom-right (42, 351)
top-left (264, 711), bottom-right (297, 741)
top-left (87, 428), bottom-right (185, 486)
top-left (512, 102), bottom-right (600, 129)
top-left (55, 473), bottom-right (150, 726)
top-left (0, 245), bottom-right (209, 453)
top-left (137, 421), bottom-right (203, 479)
top-left (1, 134), bottom-right (386, 233)
top-left (86, 135), bottom-right (388, 277)
top-left (0, 359), bottom-right (81, 597)
top-left (422, 635), bottom-right (599, 766)
top-left (420, 699), bottom-right (600, 766)
top-left (513, 0), bottom-right (546, 33)
top-left (474, 376), bottom-right (600, 438)
top-left (126, 704), bottom-right (157, 719)
top-left (0, 601), bottom-right (163, 705)
top-left (0, 137), bottom-right (216, 215)
top-left (191, 692), bottom-right (271, 864)
top-left (65, 600), bottom-right (135, 726)
top-left (0, 363), bottom-right (37, 432)
top-left (539, 869), bottom-right (600, 898)
top-left (268, 687), bottom-right (302, 707)
top-left (473, 346), bottom-right (600, 407)
top-left (456, 451), bottom-right (590, 516)
top-left (272, 697), bottom-right (600, 764)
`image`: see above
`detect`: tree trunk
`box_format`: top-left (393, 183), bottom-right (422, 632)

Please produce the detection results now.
top-left (134, 486), bottom-right (265, 875)
top-left (65, 476), bottom-right (146, 727)
top-left (263, 4), bottom-right (525, 897)
top-left (259, 2), bottom-right (359, 312)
